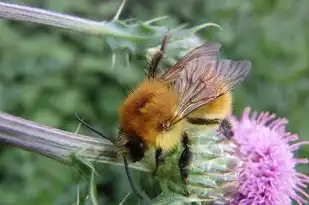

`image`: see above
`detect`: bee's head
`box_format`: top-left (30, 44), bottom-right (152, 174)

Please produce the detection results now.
top-left (119, 129), bottom-right (146, 162)
top-left (124, 137), bottom-right (145, 162)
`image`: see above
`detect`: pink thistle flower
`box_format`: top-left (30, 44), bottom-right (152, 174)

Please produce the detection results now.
top-left (231, 107), bottom-right (309, 205)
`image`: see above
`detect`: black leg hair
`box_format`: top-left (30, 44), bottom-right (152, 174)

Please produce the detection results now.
top-left (178, 132), bottom-right (192, 196)
top-left (147, 35), bottom-right (168, 78)
top-left (153, 148), bottom-right (165, 176)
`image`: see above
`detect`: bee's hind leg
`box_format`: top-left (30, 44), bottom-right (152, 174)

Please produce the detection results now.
top-left (147, 35), bottom-right (168, 78)
top-left (153, 147), bottom-right (165, 176)
top-left (178, 132), bottom-right (192, 196)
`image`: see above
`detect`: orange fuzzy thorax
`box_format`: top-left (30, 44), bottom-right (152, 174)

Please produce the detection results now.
top-left (119, 79), bottom-right (179, 148)
top-left (119, 79), bottom-right (233, 151)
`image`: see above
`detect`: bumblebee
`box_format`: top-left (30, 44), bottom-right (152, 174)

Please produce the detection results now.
top-left (76, 36), bottom-right (251, 198)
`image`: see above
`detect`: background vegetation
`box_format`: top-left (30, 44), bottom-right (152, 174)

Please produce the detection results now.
top-left (0, 0), bottom-right (308, 204)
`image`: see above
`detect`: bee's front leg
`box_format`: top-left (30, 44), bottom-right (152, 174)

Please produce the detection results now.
top-left (153, 147), bottom-right (165, 176)
top-left (178, 132), bottom-right (192, 196)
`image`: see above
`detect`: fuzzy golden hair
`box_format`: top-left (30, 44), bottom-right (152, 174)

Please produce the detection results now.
top-left (189, 92), bottom-right (232, 119)
top-left (119, 79), bottom-right (178, 147)
top-left (119, 42), bottom-right (250, 152)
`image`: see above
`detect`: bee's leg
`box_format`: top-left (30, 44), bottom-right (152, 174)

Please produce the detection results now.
top-left (178, 132), bottom-right (192, 196)
top-left (218, 119), bottom-right (234, 140)
top-left (147, 35), bottom-right (168, 78)
top-left (153, 147), bottom-right (165, 176)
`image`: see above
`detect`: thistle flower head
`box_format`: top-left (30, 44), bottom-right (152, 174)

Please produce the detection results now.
top-left (231, 107), bottom-right (309, 205)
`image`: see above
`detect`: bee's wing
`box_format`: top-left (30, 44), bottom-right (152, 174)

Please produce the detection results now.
top-left (159, 42), bottom-right (251, 123)
top-left (159, 42), bottom-right (221, 81)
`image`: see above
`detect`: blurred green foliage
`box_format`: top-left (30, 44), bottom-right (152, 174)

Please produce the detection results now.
top-left (0, 0), bottom-right (309, 204)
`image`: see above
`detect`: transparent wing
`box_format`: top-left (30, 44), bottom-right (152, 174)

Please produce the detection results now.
top-left (159, 42), bottom-right (221, 81)
top-left (158, 42), bottom-right (251, 124)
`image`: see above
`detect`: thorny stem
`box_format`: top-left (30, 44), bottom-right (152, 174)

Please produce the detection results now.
top-left (0, 1), bottom-right (145, 40)
top-left (0, 111), bottom-right (152, 172)
top-left (113, 0), bottom-right (127, 21)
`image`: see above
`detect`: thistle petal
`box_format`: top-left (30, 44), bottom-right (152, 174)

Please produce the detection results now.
top-left (230, 107), bottom-right (309, 205)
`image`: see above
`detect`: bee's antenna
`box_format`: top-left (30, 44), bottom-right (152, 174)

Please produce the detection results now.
top-left (123, 155), bottom-right (143, 199)
top-left (73, 112), bottom-right (115, 145)
top-left (74, 113), bottom-right (143, 199)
